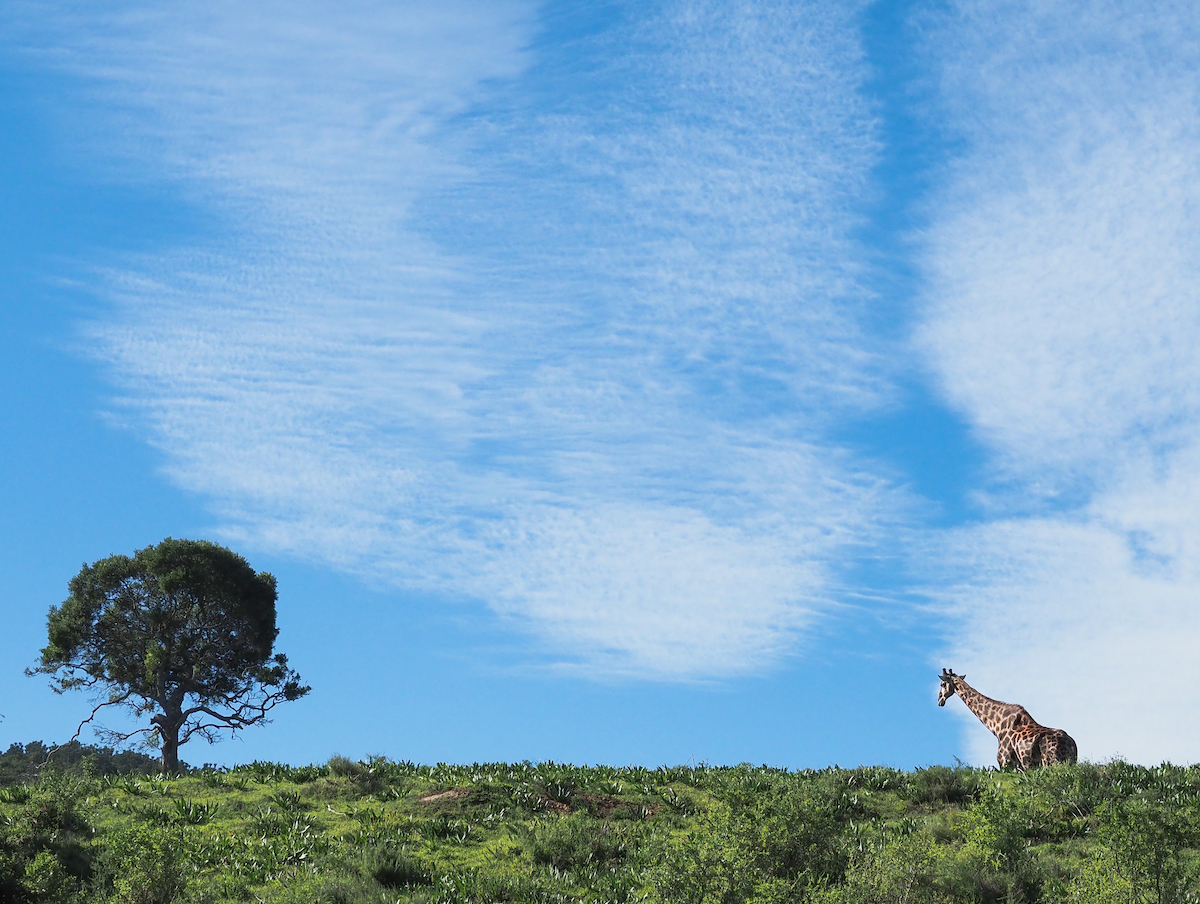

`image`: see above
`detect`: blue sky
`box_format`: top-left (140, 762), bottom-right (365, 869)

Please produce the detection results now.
top-left (3, 0), bottom-right (1199, 768)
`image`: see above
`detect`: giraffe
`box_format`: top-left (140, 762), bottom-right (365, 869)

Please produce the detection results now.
top-left (937, 668), bottom-right (1077, 770)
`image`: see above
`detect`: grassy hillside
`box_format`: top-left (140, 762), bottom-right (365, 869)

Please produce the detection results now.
top-left (2, 749), bottom-right (1199, 903)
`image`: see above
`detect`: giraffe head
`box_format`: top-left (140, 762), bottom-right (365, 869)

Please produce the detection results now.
top-left (937, 668), bottom-right (963, 707)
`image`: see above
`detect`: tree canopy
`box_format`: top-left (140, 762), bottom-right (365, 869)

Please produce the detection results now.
top-left (30, 538), bottom-right (309, 772)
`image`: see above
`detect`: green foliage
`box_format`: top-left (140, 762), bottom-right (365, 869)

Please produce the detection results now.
top-left (327, 756), bottom-right (366, 779)
top-left (1088, 797), bottom-right (1200, 904)
top-left (0, 775), bottom-right (94, 903)
top-left (523, 812), bottom-right (633, 872)
top-left (2, 753), bottom-right (1200, 902)
top-left (29, 538), bottom-right (309, 773)
top-left (904, 764), bottom-right (983, 807)
top-left (171, 798), bottom-right (219, 825)
top-left (0, 742), bottom-right (169, 788)
top-left (365, 845), bottom-right (433, 888)
top-left (650, 802), bottom-right (757, 904)
top-left (105, 824), bottom-right (191, 904)
top-left (816, 831), bottom-right (942, 904)
top-left (22, 849), bottom-right (80, 903)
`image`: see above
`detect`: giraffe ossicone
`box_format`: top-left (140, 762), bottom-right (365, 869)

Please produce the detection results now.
top-left (937, 668), bottom-right (1077, 770)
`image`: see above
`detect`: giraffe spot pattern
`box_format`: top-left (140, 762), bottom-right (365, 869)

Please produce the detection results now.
top-left (938, 669), bottom-right (1077, 771)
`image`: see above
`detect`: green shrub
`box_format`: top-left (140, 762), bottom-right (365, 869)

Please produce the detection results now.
top-left (526, 814), bottom-right (630, 873)
top-left (21, 850), bottom-right (79, 903)
top-left (814, 831), bottom-right (942, 904)
top-left (940, 789), bottom-right (1046, 903)
top-left (106, 823), bottom-right (191, 904)
top-left (367, 846), bottom-right (433, 888)
top-left (5, 779), bottom-right (90, 851)
top-left (269, 789), bottom-right (306, 814)
top-left (1090, 799), bottom-right (1200, 904)
top-left (327, 756), bottom-right (364, 779)
top-left (747, 780), bottom-right (851, 886)
top-left (904, 765), bottom-right (983, 807)
top-left (417, 814), bottom-right (473, 843)
top-left (0, 785), bottom-right (35, 804)
top-left (1, 777), bottom-right (94, 897)
top-left (650, 803), bottom-right (756, 904)
top-left (171, 798), bottom-right (219, 825)
top-left (1062, 848), bottom-right (1137, 904)
top-left (250, 805), bottom-right (289, 837)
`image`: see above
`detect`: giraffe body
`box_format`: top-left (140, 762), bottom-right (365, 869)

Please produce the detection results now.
top-left (937, 669), bottom-right (1077, 770)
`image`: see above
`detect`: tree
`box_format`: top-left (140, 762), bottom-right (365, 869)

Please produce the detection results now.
top-left (29, 538), bottom-right (310, 772)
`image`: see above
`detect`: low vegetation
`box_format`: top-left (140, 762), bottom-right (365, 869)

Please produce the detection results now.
top-left (2, 743), bottom-right (1199, 903)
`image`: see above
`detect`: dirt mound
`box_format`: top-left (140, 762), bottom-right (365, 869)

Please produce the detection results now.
top-left (418, 788), bottom-right (471, 804)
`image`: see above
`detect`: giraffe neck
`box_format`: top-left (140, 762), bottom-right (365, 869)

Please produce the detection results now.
top-left (953, 678), bottom-right (1025, 738)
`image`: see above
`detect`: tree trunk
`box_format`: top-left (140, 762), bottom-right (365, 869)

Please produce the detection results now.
top-left (161, 731), bottom-right (180, 774)
top-left (157, 708), bottom-right (184, 774)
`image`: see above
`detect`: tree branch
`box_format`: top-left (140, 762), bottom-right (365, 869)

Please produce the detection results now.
top-left (42, 690), bottom-right (134, 767)
top-left (178, 684), bottom-right (297, 744)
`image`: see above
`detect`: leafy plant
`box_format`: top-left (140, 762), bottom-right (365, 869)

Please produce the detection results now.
top-left (0, 786), bottom-right (33, 805)
top-left (172, 797), bottom-right (219, 825)
top-left (270, 789), bottom-right (306, 814)
top-left (525, 814), bottom-right (631, 873)
top-left (106, 823), bottom-right (191, 904)
top-left (904, 765), bottom-right (983, 807)
top-left (417, 815), bottom-right (473, 844)
top-left (21, 849), bottom-right (79, 903)
top-left (367, 846), bottom-right (434, 889)
top-left (250, 806), bottom-right (288, 838)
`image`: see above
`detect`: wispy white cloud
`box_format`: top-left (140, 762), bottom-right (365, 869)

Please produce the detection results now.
top-left (11, 0), bottom-right (894, 678)
top-left (921, 0), bottom-right (1200, 760)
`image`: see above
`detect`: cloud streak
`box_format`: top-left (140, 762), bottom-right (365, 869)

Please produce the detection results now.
top-left (11, 0), bottom-right (894, 679)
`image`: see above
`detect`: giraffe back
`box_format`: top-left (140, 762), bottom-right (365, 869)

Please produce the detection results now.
top-left (1007, 722), bottom-right (1078, 770)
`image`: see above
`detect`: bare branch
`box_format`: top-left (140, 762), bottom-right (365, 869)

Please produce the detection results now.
top-left (92, 725), bottom-right (157, 751)
top-left (42, 690), bottom-right (133, 767)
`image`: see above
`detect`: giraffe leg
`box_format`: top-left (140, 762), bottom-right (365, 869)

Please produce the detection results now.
top-left (1048, 735), bottom-right (1063, 765)
top-left (1016, 736), bottom-right (1034, 772)
top-left (997, 738), bottom-right (1017, 770)
top-left (1029, 735), bottom-right (1046, 769)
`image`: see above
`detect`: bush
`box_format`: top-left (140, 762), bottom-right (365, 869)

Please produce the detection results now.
top-left (21, 850), bottom-right (78, 903)
top-left (1090, 799), bottom-right (1200, 904)
top-left (815, 831), bottom-right (942, 904)
top-left (367, 846), bottom-right (433, 889)
top-left (904, 765), bottom-right (983, 807)
top-left (1062, 848), bottom-right (1137, 904)
top-left (106, 824), bottom-right (191, 904)
top-left (526, 814), bottom-right (630, 873)
top-left (650, 803), bottom-right (756, 904)
top-left (942, 790), bottom-right (1044, 903)
top-left (0, 776), bottom-right (94, 901)
top-left (326, 756), bottom-right (364, 779)
top-left (747, 781), bottom-right (850, 886)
